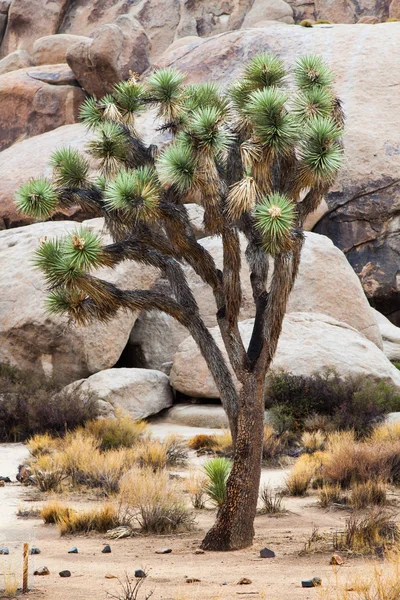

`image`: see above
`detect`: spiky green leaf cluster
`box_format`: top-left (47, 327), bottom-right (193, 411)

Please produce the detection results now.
top-left (294, 55), bottom-right (333, 90)
top-left (292, 87), bottom-right (333, 122)
top-left (245, 87), bottom-right (298, 155)
top-left (146, 68), bottom-right (185, 120)
top-left (243, 52), bottom-right (287, 90)
top-left (157, 142), bottom-right (197, 192)
top-left (112, 81), bottom-right (147, 121)
top-left (254, 193), bottom-right (297, 255)
top-left (15, 178), bottom-right (58, 219)
top-left (50, 147), bottom-right (89, 188)
top-left (87, 121), bottom-right (127, 177)
top-left (298, 116), bottom-right (344, 185)
top-left (33, 227), bottom-right (103, 287)
top-left (183, 82), bottom-right (230, 117)
top-left (104, 166), bottom-right (161, 221)
top-left (186, 106), bottom-right (234, 156)
top-left (79, 97), bottom-right (103, 130)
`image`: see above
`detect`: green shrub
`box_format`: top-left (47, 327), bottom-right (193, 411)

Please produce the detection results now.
top-left (266, 369), bottom-right (400, 436)
top-left (393, 362), bottom-right (400, 370)
top-left (315, 19), bottom-right (331, 24)
top-left (86, 415), bottom-right (148, 450)
top-left (0, 363), bottom-right (98, 442)
top-left (386, 18), bottom-right (400, 22)
top-left (204, 457), bottom-right (232, 506)
top-left (299, 19), bottom-right (313, 27)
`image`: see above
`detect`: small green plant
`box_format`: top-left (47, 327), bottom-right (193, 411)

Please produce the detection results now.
top-left (315, 19), bottom-right (331, 24)
top-left (299, 19), bottom-right (313, 27)
top-left (204, 457), bottom-right (232, 506)
top-left (393, 362), bottom-right (400, 370)
top-left (259, 485), bottom-right (286, 514)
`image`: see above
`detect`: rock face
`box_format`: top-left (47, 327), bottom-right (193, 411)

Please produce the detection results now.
top-left (66, 15), bottom-right (150, 97)
top-left (242, 0), bottom-right (294, 27)
top-left (373, 309), bottom-right (400, 362)
top-left (157, 23), bottom-right (400, 325)
top-left (60, 368), bottom-right (173, 419)
top-left (160, 403), bottom-right (229, 428)
top-left (0, 49), bottom-right (32, 75)
top-left (0, 124), bottom-right (92, 229)
top-left (0, 64), bottom-right (84, 151)
top-left (0, 0), bottom-right (70, 58)
top-left (170, 313), bottom-right (400, 398)
top-left (0, 219), bottom-right (159, 384)
top-left (33, 34), bottom-right (91, 66)
top-left (286, 0), bottom-right (393, 23)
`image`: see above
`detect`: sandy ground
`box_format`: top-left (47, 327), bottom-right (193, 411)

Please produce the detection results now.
top-left (0, 435), bottom-right (384, 600)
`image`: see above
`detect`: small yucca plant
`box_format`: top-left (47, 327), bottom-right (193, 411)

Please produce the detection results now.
top-left (15, 52), bottom-right (344, 551)
top-left (204, 457), bottom-right (232, 506)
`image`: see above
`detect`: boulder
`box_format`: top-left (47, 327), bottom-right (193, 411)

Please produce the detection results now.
top-left (0, 124), bottom-right (92, 229)
top-left (159, 403), bottom-right (229, 428)
top-left (66, 14), bottom-right (150, 98)
top-left (0, 0), bottom-right (69, 58)
top-left (390, 0), bottom-right (400, 18)
top-left (242, 0), bottom-right (294, 26)
top-left (0, 49), bottom-right (32, 75)
top-left (175, 0), bottom-right (253, 39)
top-left (157, 22), bottom-right (400, 325)
top-left (0, 219), bottom-right (159, 384)
top-left (170, 313), bottom-right (400, 398)
top-left (0, 64), bottom-right (84, 151)
top-left (60, 368), bottom-right (173, 419)
top-left (286, 0), bottom-right (390, 23)
top-left (372, 309), bottom-right (400, 362)
top-left (0, 1), bottom-right (10, 47)
top-left (33, 34), bottom-right (91, 66)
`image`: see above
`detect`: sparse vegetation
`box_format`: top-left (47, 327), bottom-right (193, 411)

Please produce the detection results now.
top-left (86, 415), bottom-right (148, 450)
top-left (285, 454), bottom-right (322, 496)
top-left (334, 510), bottom-right (400, 554)
top-left (185, 470), bottom-right (208, 509)
top-left (259, 485), bottom-right (286, 514)
top-left (107, 573), bottom-right (153, 600)
top-left (318, 483), bottom-right (344, 508)
top-left (350, 481), bottom-right (388, 510)
top-left (299, 19), bottom-right (314, 27)
top-left (41, 501), bottom-right (76, 524)
top-left (57, 502), bottom-right (120, 535)
top-left (30, 453), bottom-right (66, 492)
top-left (315, 19), bottom-right (332, 24)
top-left (301, 429), bottom-right (326, 453)
top-left (204, 457), bottom-right (232, 507)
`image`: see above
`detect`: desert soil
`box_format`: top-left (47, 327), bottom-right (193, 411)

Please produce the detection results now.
top-left (0, 430), bottom-right (382, 600)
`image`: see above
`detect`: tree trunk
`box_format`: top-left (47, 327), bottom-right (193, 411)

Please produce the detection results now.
top-left (201, 374), bottom-right (265, 551)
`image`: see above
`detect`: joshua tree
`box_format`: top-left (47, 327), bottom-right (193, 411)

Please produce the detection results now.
top-left (16, 53), bottom-right (344, 551)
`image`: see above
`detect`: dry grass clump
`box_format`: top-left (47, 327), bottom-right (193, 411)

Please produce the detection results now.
top-left (334, 509), bottom-right (400, 554)
top-left (318, 483), bottom-right (345, 508)
top-left (370, 422), bottom-right (400, 443)
top-left (301, 430), bottom-right (326, 453)
top-left (2, 560), bottom-right (18, 597)
top-left (259, 485), bottom-right (286, 514)
top-left (27, 432), bottom-right (58, 457)
top-left (163, 434), bottom-right (189, 466)
top-left (285, 453), bottom-right (323, 496)
top-left (262, 424), bottom-right (285, 463)
top-left (119, 469), bottom-right (194, 534)
top-left (30, 453), bottom-right (66, 492)
top-left (57, 502), bottom-right (119, 535)
top-left (59, 429), bottom-right (100, 485)
top-left (349, 481), bottom-right (388, 510)
top-left (188, 434), bottom-right (217, 450)
top-left (85, 415), bottom-right (148, 450)
top-left (84, 448), bottom-right (134, 494)
top-left (131, 439), bottom-right (168, 471)
top-left (41, 500), bottom-right (76, 524)
top-left (185, 470), bottom-right (208, 509)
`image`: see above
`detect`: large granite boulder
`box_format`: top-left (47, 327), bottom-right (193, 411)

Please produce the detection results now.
top-left (373, 309), bottom-right (400, 362)
top-left (59, 368), bottom-right (173, 419)
top-left (242, 0), bottom-right (294, 26)
top-left (0, 0), bottom-right (69, 58)
top-left (0, 64), bottom-right (84, 151)
top-left (170, 313), bottom-right (400, 398)
top-left (33, 34), bottom-right (91, 66)
top-left (286, 0), bottom-right (392, 23)
top-left (0, 48), bottom-right (32, 75)
top-left (0, 124), bottom-right (92, 229)
top-left (157, 22), bottom-right (400, 325)
top-left (66, 14), bottom-right (150, 97)
top-left (0, 219), bottom-right (159, 384)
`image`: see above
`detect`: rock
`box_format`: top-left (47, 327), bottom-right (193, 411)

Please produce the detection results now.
top-left (0, 476), bottom-right (11, 482)
top-left (185, 204), bottom-right (206, 239)
top-left (66, 15), bottom-right (150, 98)
top-left (30, 547), bottom-right (41, 555)
top-left (59, 570), bottom-right (71, 577)
top-left (302, 580), bottom-right (315, 588)
top-left (286, 0), bottom-right (390, 23)
top-left (0, 49), bottom-right (32, 75)
top-left (242, 0), bottom-right (294, 26)
top-left (68, 547), bottom-right (78, 554)
top-left (170, 313), bottom-right (400, 398)
top-left (155, 548), bottom-right (172, 554)
top-left (163, 36), bottom-right (201, 55)
top-left (303, 199), bottom-right (328, 231)
top-left (0, 481), bottom-right (4, 487)
top-left (194, 549), bottom-right (205, 554)
top-left (0, 123), bottom-right (93, 229)
top-left (101, 544), bottom-right (111, 554)
top-left (312, 577), bottom-right (322, 587)
top-left (59, 368), bottom-right (173, 419)
top-left (390, 0), bottom-right (400, 18)
top-left (0, 1), bottom-right (10, 48)
top-left (0, 65), bottom-right (84, 151)
top-left (357, 16), bottom-right (380, 23)
top-left (34, 566), bottom-right (50, 576)
top-left (33, 34), bottom-right (91, 66)
top-left (135, 569), bottom-right (147, 578)
top-left (0, 547), bottom-right (9, 554)
top-left (260, 547), bottom-right (275, 558)
top-left (330, 554), bottom-right (345, 565)
top-left (186, 578), bottom-right (201, 583)
top-left (372, 309), bottom-right (400, 362)
top-left (237, 577), bottom-right (252, 584)
top-left (0, 0), bottom-right (69, 57)
top-left (157, 23), bottom-right (400, 325)
top-left (160, 404), bottom-right (229, 428)
top-left (105, 573), bottom-right (117, 579)
top-left (0, 219), bottom-right (158, 384)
